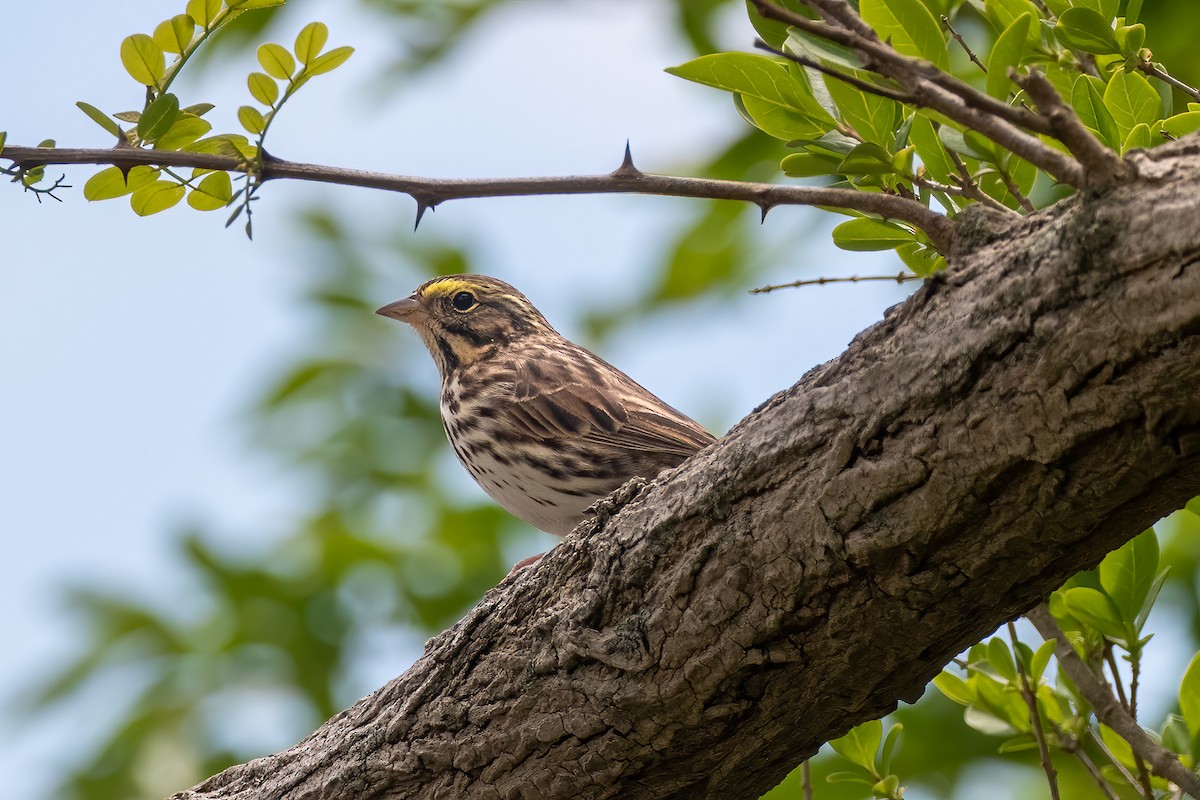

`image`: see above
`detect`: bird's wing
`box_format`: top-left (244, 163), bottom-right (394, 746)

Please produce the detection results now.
top-left (508, 349), bottom-right (714, 458)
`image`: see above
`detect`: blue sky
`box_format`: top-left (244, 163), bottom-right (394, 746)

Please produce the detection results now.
top-left (1, 2), bottom-right (920, 796)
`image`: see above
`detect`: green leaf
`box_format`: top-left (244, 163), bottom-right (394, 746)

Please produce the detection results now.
top-left (1072, 0), bottom-right (1118, 19)
top-left (182, 102), bottom-right (215, 117)
top-left (780, 152), bottom-right (842, 177)
top-left (827, 772), bottom-right (876, 785)
top-left (987, 638), bottom-right (1016, 681)
top-left (1104, 69), bottom-right (1162, 139)
top-left (1098, 530), bottom-right (1159, 629)
top-left (784, 28), bottom-right (861, 70)
top-left (184, 134), bottom-right (255, 159)
top-left (1060, 586), bottom-right (1126, 641)
top-left (187, 171), bottom-right (233, 211)
top-left (1115, 23), bottom-right (1146, 57)
top-left (0, 131), bottom-right (6, 154)
top-left (896, 242), bottom-right (945, 276)
top-left (838, 142), bottom-right (897, 176)
top-left (1029, 639), bottom-right (1057, 683)
top-left (1098, 723), bottom-right (1136, 769)
top-left (1180, 652), bottom-right (1200, 739)
top-left (258, 42), bottom-right (296, 80)
top-left (186, 0), bottom-right (222, 29)
top-left (76, 101), bottom-right (122, 138)
top-left (1125, 0), bottom-right (1144, 24)
top-left (294, 21), bottom-right (329, 65)
top-left (830, 718), bottom-right (882, 771)
top-left (860, 0), bottom-right (948, 69)
top-left (986, 14), bottom-right (1032, 101)
top-left (832, 218), bottom-right (915, 251)
top-left (909, 113), bottom-right (954, 184)
top-left (137, 92), bottom-right (180, 143)
top-left (120, 33), bottom-right (166, 87)
top-left (1055, 7), bottom-right (1121, 55)
top-left (933, 671), bottom-right (974, 706)
top-left (306, 46), bottom-right (355, 77)
top-left (823, 72), bottom-right (900, 146)
top-left (879, 723), bottom-right (903, 773)
top-left (82, 166), bottom-right (134, 201)
top-left (153, 14), bottom-right (196, 55)
top-left (1072, 75), bottom-right (1120, 150)
top-left (984, 0), bottom-right (1042, 45)
top-left (1160, 111), bottom-right (1200, 139)
top-left (238, 105), bottom-right (267, 135)
top-left (154, 114), bottom-right (212, 150)
top-left (666, 53), bottom-right (835, 140)
top-left (248, 72), bottom-right (279, 106)
top-left (130, 179), bottom-right (185, 215)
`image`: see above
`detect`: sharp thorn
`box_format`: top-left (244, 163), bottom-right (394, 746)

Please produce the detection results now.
top-left (613, 140), bottom-right (640, 176)
top-left (414, 200), bottom-right (434, 231)
top-left (759, 203), bottom-right (773, 223)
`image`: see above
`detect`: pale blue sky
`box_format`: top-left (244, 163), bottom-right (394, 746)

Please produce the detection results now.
top-left (2, 2), bottom-right (936, 797)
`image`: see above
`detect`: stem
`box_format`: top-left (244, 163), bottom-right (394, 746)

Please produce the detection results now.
top-left (1008, 622), bottom-right (1061, 800)
top-left (1139, 62), bottom-right (1200, 103)
top-left (802, 759), bottom-right (812, 800)
top-left (941, 15), bottom-right (987, 74)
top-left (751, 273), bottom-right (921, 294)
top-left (1070, 746), bottom-right (1122, 800)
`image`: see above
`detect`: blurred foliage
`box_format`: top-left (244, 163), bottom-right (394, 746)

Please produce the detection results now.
top-left (20, 2), bottom-right (1200, 800)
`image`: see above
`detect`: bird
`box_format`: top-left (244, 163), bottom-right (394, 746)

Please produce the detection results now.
top-left (376, 274), bottom-right (715, 543)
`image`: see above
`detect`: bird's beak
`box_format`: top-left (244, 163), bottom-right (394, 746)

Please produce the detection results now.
top-left (376, 295), bottom-right (424, 323)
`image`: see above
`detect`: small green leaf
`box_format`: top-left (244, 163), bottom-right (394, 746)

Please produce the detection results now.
top-left (1115, 23), bottom-right (1145, 57)
top-left (1180, 652), bottom-right (1200, 739)
top-left (824, 72), bottom-right (900, 146)
top-left (1029, 640), bottom-right (1057, 683)
top-left (986, 14), bottom-right (1032, 101)
top-left (187, 171), bottom-right (233, 210)
top-left (860, 0), bottom-right (948, 69)
top-left (247, 72), bottom-right (279, 106)
top-left (186, 0), bottom-right (222, 29)
top-left (137, 92), bottom-right (180, 143)
top-left (896, 242), bottom-right (945, 276)
top-left (258, 43), bottom-right (296, 80)
top-left (832, 218), bottom-right (915, 251)
top-left (238, 105), bottom-right (267, 135)
top-left (154, 114), bottom-right (212, 150)
top-left (987, 638), bottom-right (1016, 681)
top-left (130, 179), bottom-right (186, 216)
top-left (0, 131), bottom-right (6, 154)
top-left (838, 142), bottom-right (897, 176)
top-left (76, 102), bottom-right (122, 138)
top-left (1160, 111), bottom-right (1200, 139)
top-left (1072, 75), bottom-right (1120, 149)
top-left (182, 102), bottom-right (215, 117)
top-left (909, 113), bottom-right (954, 184)
top-left (120, 33), bottom-right (166, 87)
top-left (83, 166), bottom-right (134, 201)
top-left (1104, 69), bottom-right (1162, 139)
top-left (933, 671), bottom-right (974, 706)
top-left (1125, 0), bottom-right (1144, 24)
top-left (879, 723), bottom-right (903, 773)
top-left (1061, 587), bottom-right (1126, 641)
top-left (294, 21), bottom-right (329, 65)
top-left (1072, 0), bottom-right (1118, 19)
top-left (873, 774), bottom-right (900, 798)
top-left (1099, 530), bottom-right (1159, 627)
top-left (113, 111), bottom-right (142, 123)
top-left (669, 54), bottom-right (835, 141)
top-left (830, 719), bottom-right (882, 771)
top-left (826, 772), bottom-right (876, 785)
top-left (153, 14), bottom-right (196, 55)
top-left (306, 45), bottom-right (355, 77)
top-left (1055, 7), bottom-right (1121, 55)
top-left (781, 152), bottom-right (843, 177)
top-left (1098, 723), bottom-right (1137, 768)
top-left (184, 134), bottom-right (255, 159)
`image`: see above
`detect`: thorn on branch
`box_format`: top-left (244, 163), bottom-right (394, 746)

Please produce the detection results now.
top-left (613, 141), bottom-right (641, 177)
top-left (941, 15), bottom-right (987, 74)
top-left (414, 200), bottom-right (437, 231)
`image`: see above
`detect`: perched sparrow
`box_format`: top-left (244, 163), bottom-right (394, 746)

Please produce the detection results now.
top-left (377, 275), bottom-right (715, 539)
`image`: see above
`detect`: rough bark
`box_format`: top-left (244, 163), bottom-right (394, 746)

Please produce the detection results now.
top-left (173, 137), bottom-right (1200, 800)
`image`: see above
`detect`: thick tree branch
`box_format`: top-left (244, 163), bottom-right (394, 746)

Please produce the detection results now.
top-left (1027, 605), bottom-right (1200, 798)
top-left (0, 144), bottom-right (958, 253)
top-left (170, 137), bottom-right (1200, 800)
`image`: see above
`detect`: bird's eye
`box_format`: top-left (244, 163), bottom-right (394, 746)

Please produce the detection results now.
top-left (450, 291), bottom-right (477, 312)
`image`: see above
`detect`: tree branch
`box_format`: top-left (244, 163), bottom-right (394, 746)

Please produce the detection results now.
top-left (170, 138), bottom-right (1200, 800)
top-left (1027, 605), bottom-right (1200, 798)
top-left (0, 144), bottom-right (959, 253)
top-left (750, 0), bottom-right (1088, 187)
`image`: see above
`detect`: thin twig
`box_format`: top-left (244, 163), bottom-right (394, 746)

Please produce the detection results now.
top-left (0, 143), bottom-right (961, 253)
top-left (1139, 61), bottom-right (1200, 103)
top-left (1104, 647), bottom-right (1153, 798)
top-left (946, 150), bottom-right (1021, 215)
top-left (995, 165), bottom-right (1036, 213)
top-left (802, 759), bottom-right (813, 800)
top-left (1028, 604), bottom-right (1200, 798)
top-left (1011, 68), bottom-right (1129, 189)
top-left (1089, 729), bottom-right (1146, 796)
top-left (755, 40), bottom-right (912, 102)
top-left (941, 15), bottom-right (987, 73)
top-left (1070, 746), bottom-right (1123, 800)
top-left (1008, 622), bottom-right (1061, 800)
top-left (751, 273), bottom-right (920, 294)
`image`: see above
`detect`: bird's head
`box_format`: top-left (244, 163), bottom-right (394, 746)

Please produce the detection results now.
top-left (377, 275), bottom-right (556, 375)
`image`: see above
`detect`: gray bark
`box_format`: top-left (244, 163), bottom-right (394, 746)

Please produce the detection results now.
top-left (172, 137), bottom-right (1200, 800)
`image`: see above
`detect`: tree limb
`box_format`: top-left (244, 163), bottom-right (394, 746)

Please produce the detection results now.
top-left (0, 144), bottom-right (958, 253)
top-left (170, 136), bottom-right (1200, 800)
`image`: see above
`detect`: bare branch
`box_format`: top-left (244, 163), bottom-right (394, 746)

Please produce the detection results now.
top-left (1027, 605), bottom-right (1200, 799)
top-left (750, 272), bottom-right (920, 294)
top-left (941, 15), bottom-right (987, 74)
top-left (1138, 61), bottom-right (1200, 104)
top-left (1011, 69), bottom-right (1130, 189)
top-left (0, 143), bottom-right (960, 253)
